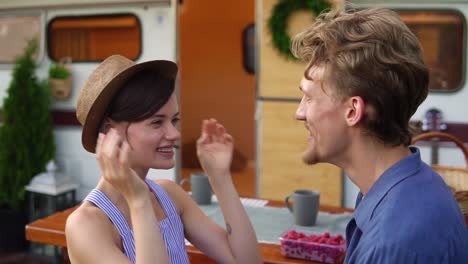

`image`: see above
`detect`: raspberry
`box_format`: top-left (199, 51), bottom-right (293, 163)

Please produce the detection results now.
top-left (281, 230), bottom-right (346, 263)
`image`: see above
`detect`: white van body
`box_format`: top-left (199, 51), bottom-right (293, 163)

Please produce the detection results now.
top-left (0, 0), bottom-right (178, 199)
top-left (2, 0), bottom-right (467, 206)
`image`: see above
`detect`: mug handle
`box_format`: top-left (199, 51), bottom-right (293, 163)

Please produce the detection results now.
top-left (179, 178), bottom-right (191, 189)
top-left (285, 195), bottom-right (293, 213)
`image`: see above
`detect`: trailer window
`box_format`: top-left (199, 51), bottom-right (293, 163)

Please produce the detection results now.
top-left (398, 10), bottom-right (465, 92)
top-left (0, 15), bottom-right (42, 64)
top-left (48, 14), bottom-right (141, 62)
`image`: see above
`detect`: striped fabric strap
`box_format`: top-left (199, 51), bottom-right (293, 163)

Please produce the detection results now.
top-left (145, 179), bottom-right (178, 216)
top-left (85, 189), bottom-right (136, 263)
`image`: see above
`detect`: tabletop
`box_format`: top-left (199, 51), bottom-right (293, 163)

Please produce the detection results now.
top-left (26, 198), bottom-right (353, 264)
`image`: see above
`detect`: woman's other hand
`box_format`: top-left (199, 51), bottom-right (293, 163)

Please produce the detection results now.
top-left (196, 119), bottom-right (234, 184)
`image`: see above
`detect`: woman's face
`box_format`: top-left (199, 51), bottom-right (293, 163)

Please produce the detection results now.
top-left (119, 93), bottom-right (180, 174)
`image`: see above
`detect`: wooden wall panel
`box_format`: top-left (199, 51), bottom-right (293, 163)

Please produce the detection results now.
top-left (179, 0), bottom-right (255, 162)
top-left (258, 0), bottom-right (343, 206)
top-left (259, 0), bottom-right (312, 98)
top-left (259, 0), bottom-right (343, 98)
top-left (259, 101), bottom-right (342, 206)
top-left (179, 0), bottom-right (256, 196)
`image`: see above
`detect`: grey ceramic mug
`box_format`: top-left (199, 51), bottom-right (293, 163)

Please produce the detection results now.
top-left (285, 189), bottom-right (320, 226)
top-left (180, 173), bottom-right (212, 205)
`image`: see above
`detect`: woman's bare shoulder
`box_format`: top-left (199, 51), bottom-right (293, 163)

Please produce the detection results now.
top-left (65, 203), bottom-right (128, 263)
top-left (67, 202), bottom-right (105, 226)
top-left (65, 202), bottom-right (117, 243)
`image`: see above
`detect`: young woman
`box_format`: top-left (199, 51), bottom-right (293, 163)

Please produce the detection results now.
top-left (65, 55), bottom-right (261, 264)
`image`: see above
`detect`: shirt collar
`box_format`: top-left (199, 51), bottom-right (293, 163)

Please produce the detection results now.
top-left (353, 147), bottom-right (422, 230)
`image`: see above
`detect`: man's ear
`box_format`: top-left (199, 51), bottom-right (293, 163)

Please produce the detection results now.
top-left (345, 96), bottom-right (366, 126)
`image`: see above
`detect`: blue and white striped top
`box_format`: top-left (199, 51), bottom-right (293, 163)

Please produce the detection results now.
top-left (85, 179), bottom-right (189, 264)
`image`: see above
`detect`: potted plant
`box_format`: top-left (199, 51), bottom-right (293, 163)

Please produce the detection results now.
top-left (48, 57), bottom-right (72, 100)
top-left (0, 39), bottom-right (55, 252)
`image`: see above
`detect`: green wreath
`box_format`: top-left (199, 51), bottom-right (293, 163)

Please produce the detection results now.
top-left (268, 0), bottom-right (331, 59)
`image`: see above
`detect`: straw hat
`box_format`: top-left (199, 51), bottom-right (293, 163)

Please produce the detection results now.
top-left (76, 55), bottom-right (177, 153)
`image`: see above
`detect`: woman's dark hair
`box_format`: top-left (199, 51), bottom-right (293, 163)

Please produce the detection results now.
top-left (106, 69), bottom-right (175, 122)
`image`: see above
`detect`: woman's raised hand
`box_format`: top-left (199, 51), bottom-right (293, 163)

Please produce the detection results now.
top-left (196, 119), bottom-right (234, 183)
top-left (96, 129), bottom-right (148, 203)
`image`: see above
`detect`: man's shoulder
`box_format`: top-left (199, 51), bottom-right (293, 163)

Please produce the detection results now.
top-left (375, 188), bottom-right (458, 234)
top-left (371, 197), bottom-right (468, 255)
top-left (357, 215), bottom-right (468, 260)
top-left (381, 164), bottom-right (455, 213)
top-left (352, 237), bottom-right (468, 264)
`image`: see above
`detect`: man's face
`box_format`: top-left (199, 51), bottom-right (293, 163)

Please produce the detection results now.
top-left (295, 66), bottom-right (349, 165)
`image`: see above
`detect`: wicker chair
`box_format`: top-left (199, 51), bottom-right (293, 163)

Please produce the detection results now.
top-left (412, 131), bottom-right (468, 225)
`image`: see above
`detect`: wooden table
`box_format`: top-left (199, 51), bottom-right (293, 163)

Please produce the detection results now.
top-left (26, 200), bottom-right (353, 264)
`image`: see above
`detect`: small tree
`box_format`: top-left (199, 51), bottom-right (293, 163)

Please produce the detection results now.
top-left (0, 40), bottom-right (55, 210)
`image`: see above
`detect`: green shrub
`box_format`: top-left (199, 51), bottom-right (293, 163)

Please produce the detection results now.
top-left (49, 63), bottom-right (70, 79)
top-left (0, 39), bottom-right (55, 210)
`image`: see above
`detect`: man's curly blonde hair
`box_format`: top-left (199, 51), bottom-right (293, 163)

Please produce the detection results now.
top-left (291, 7), bottom-right (428, 146)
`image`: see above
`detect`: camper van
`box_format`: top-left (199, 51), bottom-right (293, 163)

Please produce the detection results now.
top-left (258, 0), bottom-right (468, 208)
top-left (0, 0), bottom-right (467, 261)
top-left (0, 0), bottom-right (179, 201)
top-left (0, 0), bottom-right (257, 204)
top-left (0, 0), bottom-right (468, 212)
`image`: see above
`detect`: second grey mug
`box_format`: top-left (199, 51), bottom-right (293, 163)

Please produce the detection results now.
top-left (179, 173), bottom-right (212, 205)
top-left (285, 189), bottom-right (320, 226)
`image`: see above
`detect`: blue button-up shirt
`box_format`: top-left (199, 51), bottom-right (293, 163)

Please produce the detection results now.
top-left (345, 147), bottom-right (468, 263)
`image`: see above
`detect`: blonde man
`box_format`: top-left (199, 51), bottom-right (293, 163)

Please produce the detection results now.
top-left (291, 7), bottom-right (468, 263)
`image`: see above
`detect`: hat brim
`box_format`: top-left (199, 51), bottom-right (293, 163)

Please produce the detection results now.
top-left (81, 60), bottom-right (177, 153)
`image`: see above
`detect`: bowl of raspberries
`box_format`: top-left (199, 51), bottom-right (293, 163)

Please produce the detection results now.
top-left (280, 230), bottom-right (346, 263)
